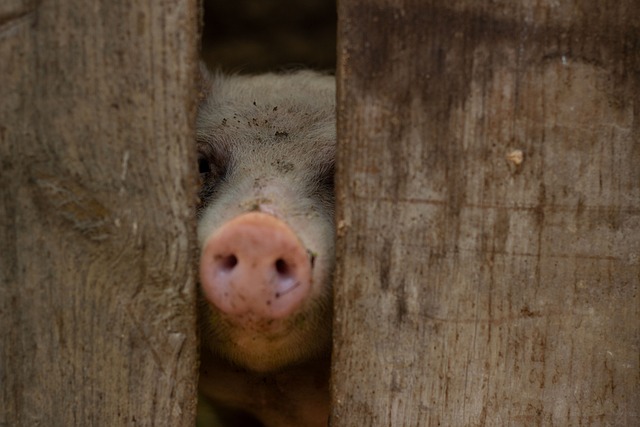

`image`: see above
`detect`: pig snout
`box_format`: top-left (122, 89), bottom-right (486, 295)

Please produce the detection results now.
top-left (199, 212), bottom-right (313, 323)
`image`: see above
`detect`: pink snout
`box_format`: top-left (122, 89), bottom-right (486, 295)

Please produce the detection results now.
top-left (200, 212), bottom-right (312, 322)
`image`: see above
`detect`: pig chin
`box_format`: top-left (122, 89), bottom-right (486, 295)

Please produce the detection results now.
top-left (203, 303), bottom-right (332, 373)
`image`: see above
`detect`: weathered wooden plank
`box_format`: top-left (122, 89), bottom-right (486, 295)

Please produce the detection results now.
top-left (0, 0), bottom-right (200, 425)
top-left (333, 1), bottom-right (639, 425)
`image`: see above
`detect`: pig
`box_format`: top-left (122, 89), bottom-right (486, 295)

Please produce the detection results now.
top-left (195, 67), bottom-right (336, 427)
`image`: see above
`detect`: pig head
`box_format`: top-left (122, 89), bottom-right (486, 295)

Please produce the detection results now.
top-left (196, 70), bottom-right (336, 375)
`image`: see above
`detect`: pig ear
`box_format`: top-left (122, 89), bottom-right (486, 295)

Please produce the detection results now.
top-left (197, 61), bottom-right (214, 104)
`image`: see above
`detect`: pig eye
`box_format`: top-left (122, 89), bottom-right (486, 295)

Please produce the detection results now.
top-left (197, 142), bottom-right (231, 186)
top-left (198, 156), bottom-right (211, 175)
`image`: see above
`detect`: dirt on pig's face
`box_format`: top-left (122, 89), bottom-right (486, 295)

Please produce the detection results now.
top-left (196, 71), bottom-right (336, 373)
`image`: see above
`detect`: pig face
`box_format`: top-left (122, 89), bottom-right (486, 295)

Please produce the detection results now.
top-left (196, 70), bottom-right (336, 373)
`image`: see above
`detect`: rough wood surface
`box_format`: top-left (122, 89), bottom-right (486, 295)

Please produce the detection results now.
top-left (332, 1), bottom-right (639, 425)
top-left (0, 0), bottom-right (200, 425)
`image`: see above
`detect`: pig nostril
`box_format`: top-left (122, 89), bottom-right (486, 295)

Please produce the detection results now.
top-left (273, 258), bottom-right (300, 298)
top-left (275, 258), bottom-right (289, 276)
top-left (217, 254), bottom-right (238, 271)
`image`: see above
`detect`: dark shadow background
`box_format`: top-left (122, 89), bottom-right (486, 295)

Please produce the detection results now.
top-left (201, 0), bottom-right (336, 73)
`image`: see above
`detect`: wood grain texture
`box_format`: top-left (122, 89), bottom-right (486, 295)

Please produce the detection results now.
top-left (332, 1), bottom-right (639, 425)
top-left (0, 0), bottom-right (200, 425)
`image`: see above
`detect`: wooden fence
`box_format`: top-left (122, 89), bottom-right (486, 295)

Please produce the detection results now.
top-left (1, 1), bottom-right (200, 425)
top-left (332, 1), bottom-right (639, 425)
